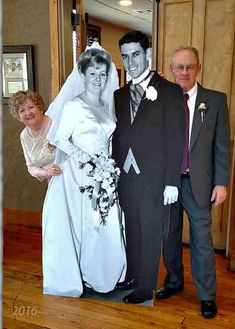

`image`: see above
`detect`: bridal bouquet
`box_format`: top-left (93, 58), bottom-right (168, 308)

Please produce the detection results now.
top-left (79, 152), bottom-right (120, 225)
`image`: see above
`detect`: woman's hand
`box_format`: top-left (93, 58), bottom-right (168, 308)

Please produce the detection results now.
top-left (47, 164), bottom-right (63, 178)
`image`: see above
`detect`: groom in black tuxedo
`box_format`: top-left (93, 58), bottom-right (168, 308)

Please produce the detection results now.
top-left (112, 31), bottom-right (185, 304)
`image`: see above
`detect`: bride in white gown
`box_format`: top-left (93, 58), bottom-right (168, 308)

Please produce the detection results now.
top-left (42, 44), bottom-right (126, 297)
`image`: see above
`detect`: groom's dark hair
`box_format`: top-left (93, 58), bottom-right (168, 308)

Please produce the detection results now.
top-left (119, 31), bottom-right (150, 52)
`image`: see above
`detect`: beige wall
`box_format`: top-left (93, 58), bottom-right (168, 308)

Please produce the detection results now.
top-left (3, 0), bottom-right (51, 106)
top-left (158, 0), bottom-right (235, 137)
top-left (89, 18), bottom-right (130, 86)
top-left (3, 0), bottom-right (51, 215)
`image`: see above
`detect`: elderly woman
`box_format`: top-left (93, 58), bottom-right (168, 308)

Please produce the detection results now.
top-left (42, 45), bottom-right (126, 297)
top-left (9, 90), bottom-right (62, 181)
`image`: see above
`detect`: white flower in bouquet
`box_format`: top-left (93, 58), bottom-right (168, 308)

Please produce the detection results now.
top-left (84, 162), bottom-right (93, 173)
top-left (101, 179), bottom-right (110, 189)
top-left (100, 199), bottom-right (109, 208)
top-left (115, 167), bottom-right (121, 176)
top-left (82, 153), bottom-right (92, 163)
top-left (79, 152), bottom-right (120, 225)
top-left (93, 171), bottom-right (103, 182)
top-left (103, 171), bottom-right (111, 179)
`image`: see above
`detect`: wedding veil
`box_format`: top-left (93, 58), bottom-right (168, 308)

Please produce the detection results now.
top-left (46, 42), bottom-right (119, 144)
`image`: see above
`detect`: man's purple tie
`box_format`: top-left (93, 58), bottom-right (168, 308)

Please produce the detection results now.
top-left (181, 93), bottom-right (190, 173)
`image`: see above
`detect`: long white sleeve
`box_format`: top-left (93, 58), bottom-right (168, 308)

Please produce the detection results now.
top-left (54, 100), bottom-right (91, 163)
top-left (21, 137), bottom-right (49, 181)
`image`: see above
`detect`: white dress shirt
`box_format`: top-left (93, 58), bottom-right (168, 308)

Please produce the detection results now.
top-left (185, 82), bottom-right (198, 148)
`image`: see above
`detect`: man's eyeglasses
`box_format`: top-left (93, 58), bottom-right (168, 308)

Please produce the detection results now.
top-left (173, 64), bottom-right (198, 72)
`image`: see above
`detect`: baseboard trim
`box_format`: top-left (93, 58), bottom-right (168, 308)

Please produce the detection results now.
top-left (3, 208), bottom-right (42, 227)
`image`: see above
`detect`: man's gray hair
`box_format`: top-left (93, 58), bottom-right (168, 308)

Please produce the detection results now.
top-left (172, 46), bottom-right (200, 65)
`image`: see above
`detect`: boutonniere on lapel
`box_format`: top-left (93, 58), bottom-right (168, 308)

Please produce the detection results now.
top-left (145, 86), bottom-right (158, 101)
top-left (198, 102), bottom-right (207, 122)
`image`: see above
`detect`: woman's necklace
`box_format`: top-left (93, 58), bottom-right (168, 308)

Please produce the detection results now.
top-left (27, 116), bottom-right (46, 139)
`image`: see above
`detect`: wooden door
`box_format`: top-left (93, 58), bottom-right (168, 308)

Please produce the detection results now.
top-left (156, 0), bottom-right (235, 248)
top-left (49, 0), bottom-right (82, 101)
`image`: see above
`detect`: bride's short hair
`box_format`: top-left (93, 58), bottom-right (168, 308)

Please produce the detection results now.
top-left (78, 48), bottom-right (111, 74)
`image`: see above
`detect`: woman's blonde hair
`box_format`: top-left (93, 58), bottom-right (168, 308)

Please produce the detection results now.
top-left (9, 90), bottom-right (45, 120)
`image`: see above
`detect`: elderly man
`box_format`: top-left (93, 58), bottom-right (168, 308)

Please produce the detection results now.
top-left (156, 46), bottom-right (230, 318)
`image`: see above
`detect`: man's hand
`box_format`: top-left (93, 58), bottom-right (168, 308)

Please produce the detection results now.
top-left (211, 185), bottom-right (227, 206)
top-left (163, 186), bottom-right (178, 205)
top-left (158, 71), bottom-right (166, 79)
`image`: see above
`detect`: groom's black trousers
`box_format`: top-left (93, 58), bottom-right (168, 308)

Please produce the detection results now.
top-left (118, 167), bottom-right (165, 295)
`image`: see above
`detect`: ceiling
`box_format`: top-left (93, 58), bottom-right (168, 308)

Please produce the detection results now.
top-left (83, 0), bottom-right (153, 35)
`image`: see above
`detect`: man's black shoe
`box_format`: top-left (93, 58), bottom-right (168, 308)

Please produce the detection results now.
top-left (122, 291), bottom-right (153, 304)
top-left (201, 300), bottom-right (217, 319)
top-left (115, 278), bottom-right (136, 290)
top-left (155, 284), bottom-right (184, 299)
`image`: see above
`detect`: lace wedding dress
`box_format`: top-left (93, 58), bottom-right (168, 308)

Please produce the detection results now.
top-left (20, 116), bottom-right (55, 180)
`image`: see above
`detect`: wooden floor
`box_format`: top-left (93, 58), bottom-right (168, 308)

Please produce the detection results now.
top-left (3, 225), bottom-right (235, 329)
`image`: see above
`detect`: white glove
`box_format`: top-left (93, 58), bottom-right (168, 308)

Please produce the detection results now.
top-left (163, 186), bottom-right (178, 205)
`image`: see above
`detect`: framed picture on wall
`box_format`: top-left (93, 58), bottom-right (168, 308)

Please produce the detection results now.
top-left (2, 45), bottom-right (35, 102)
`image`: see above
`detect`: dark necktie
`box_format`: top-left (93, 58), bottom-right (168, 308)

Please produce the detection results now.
top-left (130, 83), bottom-right (144, 120)
top-left (129, 71), bottom-right (153, 122)
top-left (181, 93), bottom-right (190, 173)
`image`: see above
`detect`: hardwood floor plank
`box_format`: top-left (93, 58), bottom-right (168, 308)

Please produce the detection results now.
top-left (3, 316), bottom-right (49, 329)
top-left (4, 283), bottom-right (186, 329)
top-left (3, 225), bottom-right (235, 329)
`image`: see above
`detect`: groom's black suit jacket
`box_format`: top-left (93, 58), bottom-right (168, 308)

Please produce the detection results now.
top-left (112, 72), bottom-right (185, 201)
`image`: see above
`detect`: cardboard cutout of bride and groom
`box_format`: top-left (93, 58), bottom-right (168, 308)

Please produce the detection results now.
top-left (10, 31), bottom-right (184, 307)
top-left (41, 31), bottom-right (185, 306)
